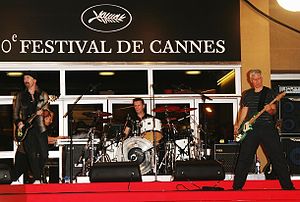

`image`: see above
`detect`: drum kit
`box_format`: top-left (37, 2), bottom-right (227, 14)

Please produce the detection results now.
top-left (74, 105), bottom-right (207, 176)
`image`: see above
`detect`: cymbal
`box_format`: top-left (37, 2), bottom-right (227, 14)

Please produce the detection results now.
top-left (177, 107), bottom-right (197, 112)
top-left (96, 118), bottom-right (112, 123)
top-left (153, 105), bottom-right (180, 112)
top-left (83, 111), bottom-right (112, 117)
top-left (117, 106), bottom-right (134, 110)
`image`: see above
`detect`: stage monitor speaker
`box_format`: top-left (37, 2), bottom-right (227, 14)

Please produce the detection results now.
top-left (173, 160), bottom-right (225, 181)
top-left (214, 143), bottom-right (256, 173)
top-left (89, 162), bottom-right (142, 182)
top-left (0, 164), bottom-right (12, 184)
top-left (280, 97), bottom-right (300, 134)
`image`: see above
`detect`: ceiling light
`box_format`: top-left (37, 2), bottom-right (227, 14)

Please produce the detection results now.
top-left (277, 0), bottom-right (300, 12)
top-left (185, 70), bottom-right (201, 75)
top-left (6, 72), bottom-right (23, 77)
top-left (205, 107), bottom-right (212, 113)
top-left (99, 71), bottom-right (115, 76)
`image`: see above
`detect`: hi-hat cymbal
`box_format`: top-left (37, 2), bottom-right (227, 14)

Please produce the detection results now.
top-left (83, 111), bottom-right (112, 117)
top-left (177, 107), bottom-right (197, 112)
top-left (153, 105), bottom-right (180, 112)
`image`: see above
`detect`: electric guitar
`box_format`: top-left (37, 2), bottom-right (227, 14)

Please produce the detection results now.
top-left (235, 91), bottom-right (286, 142)
top-left (15, 95), bottom-right (59, 142)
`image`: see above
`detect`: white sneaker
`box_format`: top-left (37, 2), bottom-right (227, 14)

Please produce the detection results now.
top-left (11, 180), bottom-right (22, 185)
top-left (33, 180), bottom-right (41, 184)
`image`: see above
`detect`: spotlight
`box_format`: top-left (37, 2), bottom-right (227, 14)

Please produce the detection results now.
top-left (277, 0), bottom-right (300, 12)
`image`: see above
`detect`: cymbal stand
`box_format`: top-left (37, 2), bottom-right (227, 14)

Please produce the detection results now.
top-left (95, 127), bottom-right (111, 163)
top-left (158, 140), bottom-right (175, 174)
top-left (158, 117), bottom-right (176, 174)
top-left (188, 113), bottom-right (203, 160)
top-left (132, 120), bottom-right (140, 136)
top-left (77, 127), bottom-right (96, 176)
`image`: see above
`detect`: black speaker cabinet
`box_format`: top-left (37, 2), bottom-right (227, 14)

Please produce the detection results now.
top-left (280, 97), bottom-right (300, 134)
top-left (281, 137), bottom-right (300, 174)
top-left (214, 143), bottom-right (256, 173)
top-left (64, 144), bottom-right (89, 179)
top-left (89, 162), bottom-right (142, 182)
top-left (0, 164), bottom-right (12, 184)
top-left (173, 160), bottom-right (225, 181)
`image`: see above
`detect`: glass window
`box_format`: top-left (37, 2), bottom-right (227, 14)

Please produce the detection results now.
top-left (67, 104), bottom-right (104, 138)
top-left (198, 103), bottom-right (234, 145)
top-left (48, 105), bottom-right (59, 151)
top-left (153, 103), bottom-right (193, 140)
top-left (0, 71), bottom-right (60, 96)
top-left (65, 70), bottom-right (148, 95)
top-left (0, 105), bottom-right (13, 151)
top-left (153, 69), bottom-right (235, 94)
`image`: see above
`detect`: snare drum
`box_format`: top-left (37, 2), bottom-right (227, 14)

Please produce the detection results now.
top-left (140, 118), bottom-right (163, 142)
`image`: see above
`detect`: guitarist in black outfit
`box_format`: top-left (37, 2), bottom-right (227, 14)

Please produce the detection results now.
top-left (233, 69), bottom-right (294, 190)
top-left (12, 72), bottom-right (49, 184)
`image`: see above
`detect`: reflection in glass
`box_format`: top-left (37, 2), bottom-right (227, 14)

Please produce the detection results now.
top-left (0, 71), bottom-right (60, 96)
top-left (67, 104), bottom-right (104, 139)
top-left (0, 105), bottom-right (13, 151)
top-left (66, 70), bottom-right (148, 95)
top-left (198, 103), bottom-right (234, 147)
top-left (153, 69), bottom-right (235, 94)
top-left (153, 103), bottom-right (193, 141)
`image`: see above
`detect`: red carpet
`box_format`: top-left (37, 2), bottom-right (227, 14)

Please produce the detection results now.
top-left (0, 180), bottom-right (299, 202)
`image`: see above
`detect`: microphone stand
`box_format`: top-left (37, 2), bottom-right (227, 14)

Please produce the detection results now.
top-left (63, 84), bottom-right (99, 183)
top-left (150, 84), bottom-right (158, 181)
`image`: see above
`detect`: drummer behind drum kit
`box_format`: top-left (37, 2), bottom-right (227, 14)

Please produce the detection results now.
top-left (71, 105), bottom-right (206, 177)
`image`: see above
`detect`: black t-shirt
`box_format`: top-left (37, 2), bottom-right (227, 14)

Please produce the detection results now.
top-left (241, 86), bottom-right (276, 124)
top-left (125, 112), bottom-right (153, 136)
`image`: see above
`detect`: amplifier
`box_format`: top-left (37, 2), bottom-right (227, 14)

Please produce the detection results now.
top-left (214, 143), bottom-right (256, 173)
top-left (280, 137), bottom-right (300, 174)
top-left (279, 86), bottom-right (300, 95)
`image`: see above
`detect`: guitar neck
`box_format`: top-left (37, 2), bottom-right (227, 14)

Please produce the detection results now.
top-left (248, 95), bottom-right (280, 125)
top-left (27, 100), bottom-right (50, 124)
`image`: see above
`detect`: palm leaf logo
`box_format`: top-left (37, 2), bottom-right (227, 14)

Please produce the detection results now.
top-left (88, 10), bottom-right (126, 24)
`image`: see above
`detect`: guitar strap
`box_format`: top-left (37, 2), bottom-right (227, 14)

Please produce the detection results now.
top-left (257, 86), bottom-right (268, 112)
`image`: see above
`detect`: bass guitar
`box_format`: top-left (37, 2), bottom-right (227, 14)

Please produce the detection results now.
top-left (235, 91), bottom-right (286, 142)
top-left (15, 95), bottom-right (59, 142)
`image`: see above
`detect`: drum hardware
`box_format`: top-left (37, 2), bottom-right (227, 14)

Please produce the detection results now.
top-left (158, 141), bottom-right (175, 174)
top-left (152, 105), bottom-right (181, 113)
top-left (177, 107), bottom-right (197, 113)
top-left (82, 110), bottom-right (112, 118)
top-left (95, 136), bottom-right (111, 163)
top-left (76, 127), bottom-right (99, 176)
top-left (174, 134), bottom-right (193, 160)
top-left (117, 136), bottom-right (154, 175)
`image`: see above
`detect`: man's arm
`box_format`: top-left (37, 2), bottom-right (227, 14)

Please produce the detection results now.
top-left (264, 103), bottom-right (277, 115)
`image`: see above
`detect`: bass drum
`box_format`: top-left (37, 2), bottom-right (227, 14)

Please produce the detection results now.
top-left (117, 136), bottom-right (153, 175)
